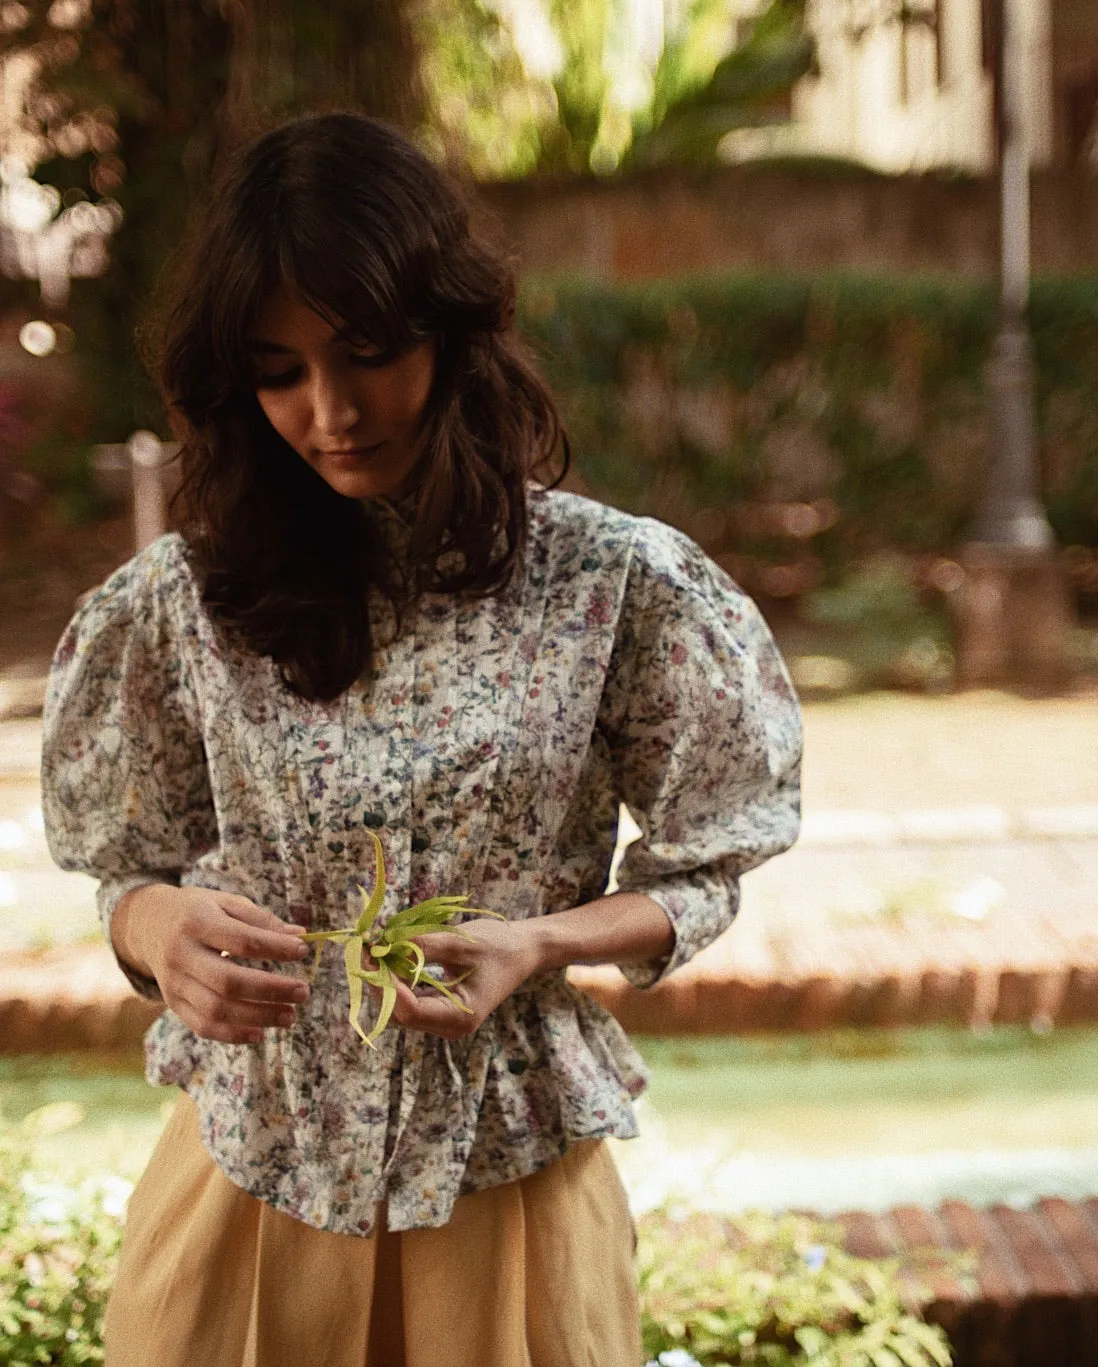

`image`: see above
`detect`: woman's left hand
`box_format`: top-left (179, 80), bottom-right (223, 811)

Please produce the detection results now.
top-left (375, 917), bottom-right (542, 1040)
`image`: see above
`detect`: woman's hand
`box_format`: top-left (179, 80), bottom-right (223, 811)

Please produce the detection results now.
top-left (113, 884), bottom-right (311, 1045)
top-left (375, 917), bottom-right (542, 1041)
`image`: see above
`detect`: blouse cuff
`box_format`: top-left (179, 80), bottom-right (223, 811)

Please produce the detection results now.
top-left (615, 879), bottom-right (739, 990)
top-left (97, 875), bottom-right (171, 1003)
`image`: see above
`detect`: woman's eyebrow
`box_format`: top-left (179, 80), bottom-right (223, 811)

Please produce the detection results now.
top-left (248, 339), bottom-right (296, 355)
top-left (248, 328), bottom-right (369, 353)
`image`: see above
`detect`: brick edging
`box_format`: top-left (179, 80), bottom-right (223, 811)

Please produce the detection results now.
top-left (1, 946), bottom-right (1097, 1052)
top-left (832, 1199), bottom-right (1098, 1367)
top-left (0, 946), bottom-right (160, 1054)
top-left (569, 962), bottom-right (1095, 1034)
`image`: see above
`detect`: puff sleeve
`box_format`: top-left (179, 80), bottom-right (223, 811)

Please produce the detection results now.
top-left (598, 519), bottom-right (802, 988)
top-left (40, 535), bottom-right (217, 1000)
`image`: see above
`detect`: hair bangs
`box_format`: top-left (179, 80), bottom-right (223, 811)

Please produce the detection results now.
top-left (196, 236), bottom-right (286, 407)
top-left (273, 203), bottom-right (431, 358)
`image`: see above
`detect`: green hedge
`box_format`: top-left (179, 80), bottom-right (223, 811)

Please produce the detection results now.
top-left (518, 274), bottom-right (1098, 600)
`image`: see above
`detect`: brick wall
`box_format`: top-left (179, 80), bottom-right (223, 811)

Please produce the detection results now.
top-left (472, 167), bottom-right (1098, 280)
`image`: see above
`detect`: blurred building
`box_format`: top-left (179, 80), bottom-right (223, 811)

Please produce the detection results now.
top-left (1055, 0), bottom-right (1098, 167)
top-left (726, 0), bottom-right (1098, 174)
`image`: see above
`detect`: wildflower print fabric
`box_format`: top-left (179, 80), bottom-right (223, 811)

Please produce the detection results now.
top-left (41, 488), bottom-right (801, 1236)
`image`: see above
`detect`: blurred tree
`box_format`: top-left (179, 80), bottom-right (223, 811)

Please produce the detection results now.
top-left (628, 0), bottom-right (816, 167)
top-left (418, 0), bottom-right (549, 175)
top-left (0, 0), bottom-right (425, 449)
top-left (5, 1), bottom-right (237, 440)
top-left (422, 0), bottom-right (816, 177)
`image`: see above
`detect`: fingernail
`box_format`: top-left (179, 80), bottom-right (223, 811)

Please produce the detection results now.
top-left (291, 985), bottom-right (309, 1002)
top-left (278, 1010), bottom-right (296, 1027)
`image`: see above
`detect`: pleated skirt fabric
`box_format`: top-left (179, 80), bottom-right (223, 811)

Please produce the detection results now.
top-left (104, 1093), bottom-right (642, 1367)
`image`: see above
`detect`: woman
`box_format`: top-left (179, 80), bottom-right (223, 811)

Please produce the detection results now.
top-left (41, 113), bottom-right (801, 1367)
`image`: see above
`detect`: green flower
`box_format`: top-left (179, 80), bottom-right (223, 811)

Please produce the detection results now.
top-left (302, 831), bottom-right (502, 1047)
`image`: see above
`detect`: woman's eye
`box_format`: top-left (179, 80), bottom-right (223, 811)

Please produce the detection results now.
top-left (253, 367), bottom-right (302, 390)
top-left (350, 352), bottom-right (393, 369)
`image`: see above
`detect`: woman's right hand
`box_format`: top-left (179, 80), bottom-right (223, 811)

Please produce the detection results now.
top-left (112, 884), bottom-right (312, 1045)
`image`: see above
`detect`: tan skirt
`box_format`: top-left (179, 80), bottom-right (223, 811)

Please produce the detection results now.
top-left (104, 1093), bottom-right (642, 1367)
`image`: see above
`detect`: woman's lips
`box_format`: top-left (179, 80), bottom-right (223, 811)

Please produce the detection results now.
top-left (319, 443), bottom-right (384, 469)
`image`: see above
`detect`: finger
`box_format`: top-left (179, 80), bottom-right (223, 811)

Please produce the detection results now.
top-left (217, 896), bottom-right (310, 942)
top-left (180, 975), bottom-right (301, 1032)
top-left (199, 912), bottom-right (312, 965)
top-left (386, 976), bottom-right (478, 1038)
top-left (170, 987), bottom-right (275, 1046)
top-left (409, 930), bottom-right (480, 968)
top-left (179, 1015), bottom-right (266, 1046)
top-left (197, 953), bottom-right (311, 1006)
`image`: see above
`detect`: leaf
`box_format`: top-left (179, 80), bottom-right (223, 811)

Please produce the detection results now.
top-left (868, 1347), bottom-right (903, 1367)
top-left (440, 968), bottom-right (473, 987)
top-left (380, 897), bottom-right (466, 936)
top-left (427, 925), bottom-right (479, 943)
top-left (418, 972), bottom-right (474, 1014)
top-left (354, 830), bottom-right (387, 934)
top-left (888, 1333), bottom-right (937, 1367)
top-left (796, 1326), bottom-right (832, 1354)
top-left (396, 937), bottom-right (426, 986)
top-left (382, 897), bottom-right (504, 938)
top-left (904, 1322), bottom-right (953, 1367)
top-left (380, 908), bottom-right (454, 939)
top-left (627, 0), bottom-right (816, 168)
top-left (363, 961), bottom-right (398, 1046)
top-left (343, 936), bottom-right (367, 1043)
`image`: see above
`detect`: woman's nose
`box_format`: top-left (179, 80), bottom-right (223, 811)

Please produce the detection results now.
top-left (312, 372), bottom-right (360, 437)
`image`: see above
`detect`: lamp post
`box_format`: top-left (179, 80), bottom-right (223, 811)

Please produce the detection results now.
top-left (955, 0), bottom-right (1070, 687)
top-left (89, 432), bottom-right (181, 553)
top-left (971, 0), bottom-right (1052, 550)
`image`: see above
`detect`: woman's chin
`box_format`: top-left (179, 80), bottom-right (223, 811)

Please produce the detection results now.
top-left (315, 463), bottom-right (412, 502)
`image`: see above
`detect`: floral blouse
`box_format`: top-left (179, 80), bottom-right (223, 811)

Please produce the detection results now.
top-left (41, 487), bottom-right (801, 1236)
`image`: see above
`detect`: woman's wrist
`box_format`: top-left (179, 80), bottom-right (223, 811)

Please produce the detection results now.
top-left (111, 882), bottom-right (177, 981)
top-left (522, 892), bottom-right (675, 975)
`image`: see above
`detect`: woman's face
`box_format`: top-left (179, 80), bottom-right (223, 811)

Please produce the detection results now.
top-left (250, 283), bottom-right (436, 502)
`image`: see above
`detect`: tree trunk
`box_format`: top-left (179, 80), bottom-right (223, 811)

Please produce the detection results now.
top-left (222, 0), bottom-right (425, 153)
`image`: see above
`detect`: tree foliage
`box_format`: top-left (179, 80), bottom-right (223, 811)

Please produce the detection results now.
top-left (629, 0), bottom-right (817, 168)
top-left (423, 0), bottom-right (816, 178)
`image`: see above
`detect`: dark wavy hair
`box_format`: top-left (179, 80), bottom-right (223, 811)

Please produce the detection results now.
top-left (153, 112), bottom-right (569, 700)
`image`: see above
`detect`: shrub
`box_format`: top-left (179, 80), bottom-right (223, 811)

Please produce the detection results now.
top-left (518, 273), bottom-right (1098, 605)
top-left (639, 1210), bottom-right (954, 1367)
top-left (0, 1110), bottom-right (122, 1366)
